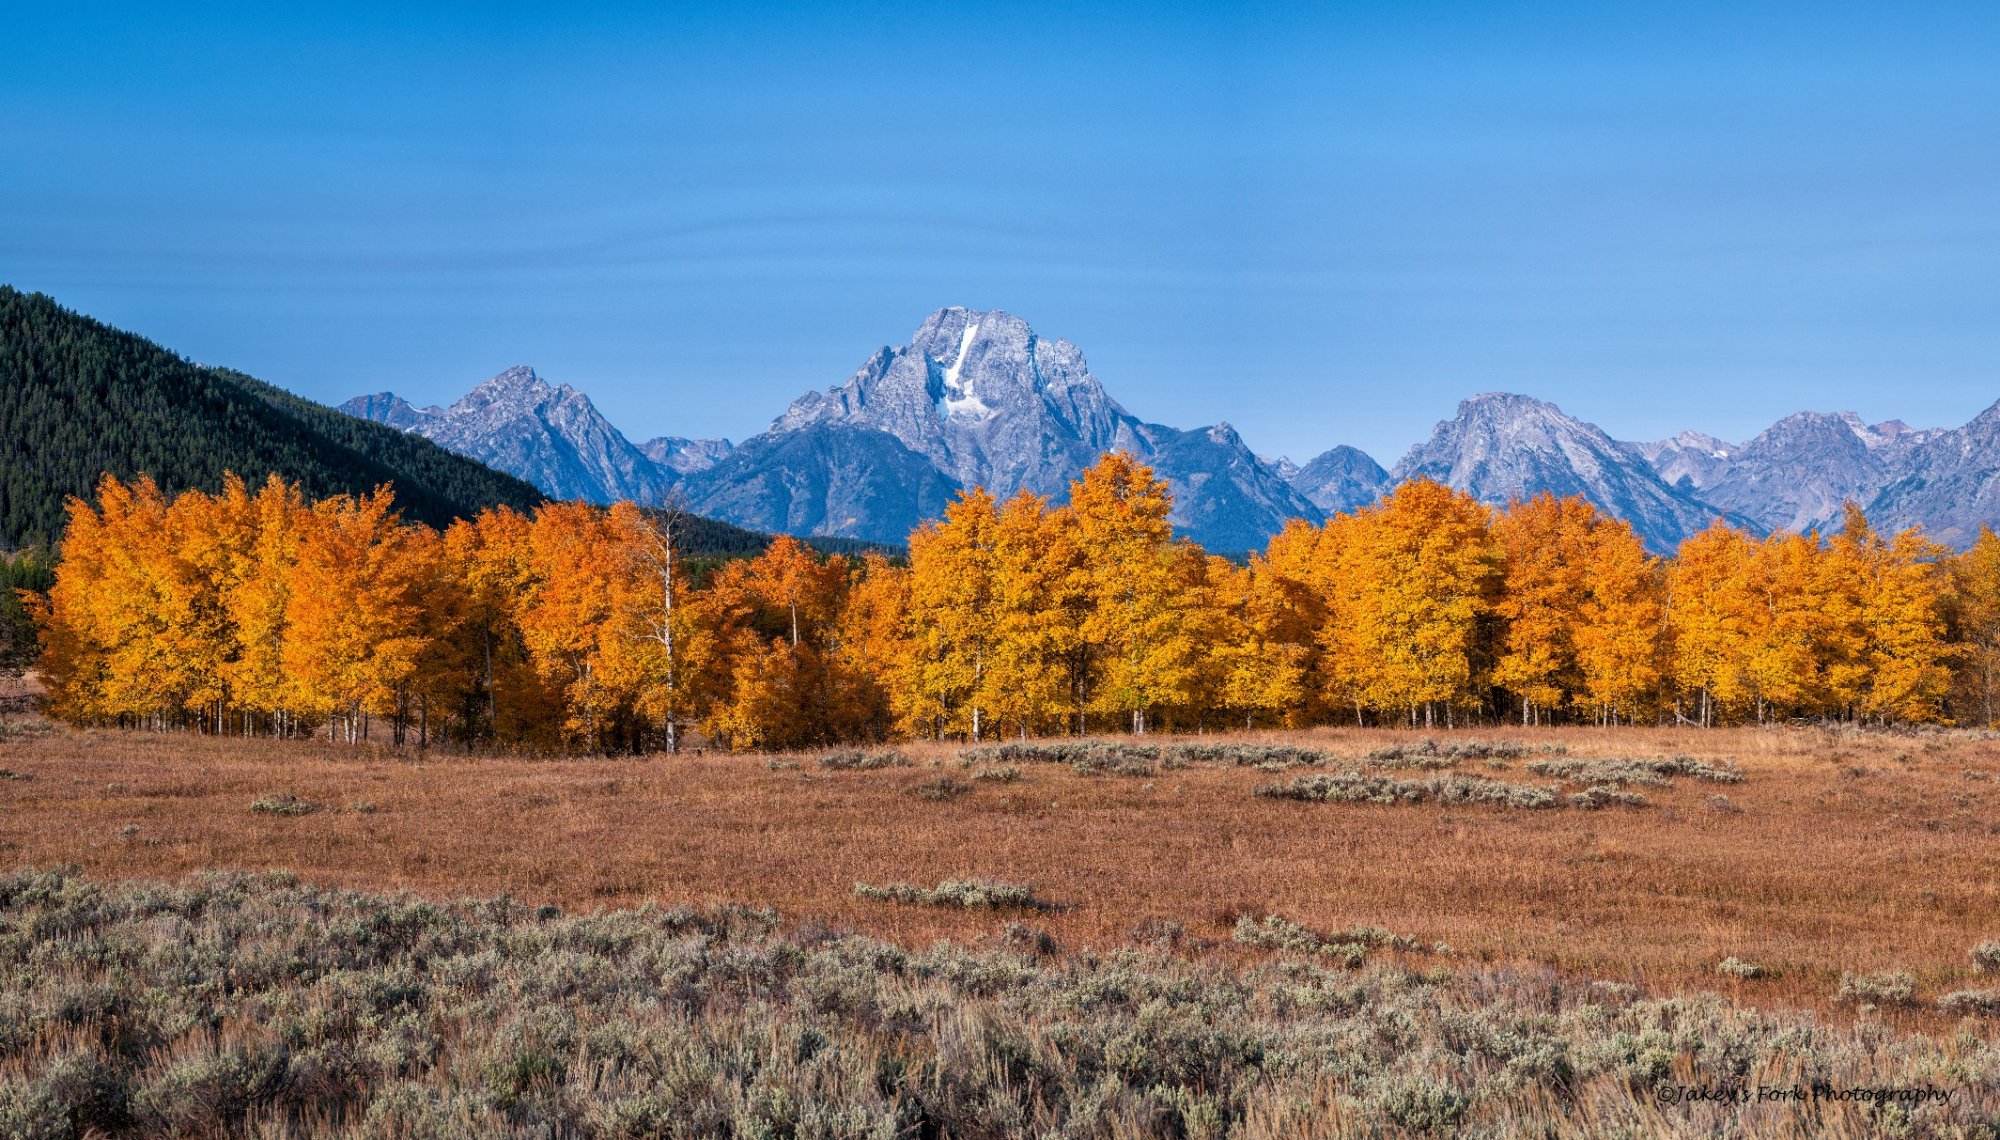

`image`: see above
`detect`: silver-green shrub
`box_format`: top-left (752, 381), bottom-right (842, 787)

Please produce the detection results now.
top-left (1257, 772), bottom-right (1561, 809)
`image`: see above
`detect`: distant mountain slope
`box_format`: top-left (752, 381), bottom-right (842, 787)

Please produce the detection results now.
top-left (1392, 393), bottom-right (1726, 551)
top-left (1143, 423), bottom-right (1323, 554)
top-left (1867, 400), bottom-right (2000, 548)
top-left (681, 423), bottom-right (963, 543)
top-left (1691, 412), bottom-right (1931, 534)
top-left (670, 509), bottom-right (901, 563)
top-left (1288, 445), bottom-right (1389, 514)
top-left (641, 435), bottom-right (734, 475)
top-left (1627, 431), bottom-right (1738, 492)
top-left (0, 286), bottom-right (545, 546)
top-left (342, 367), bottom-right (681, 505)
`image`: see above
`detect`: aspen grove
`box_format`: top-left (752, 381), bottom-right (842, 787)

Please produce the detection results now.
top-left (30, 454), bottom-right (2000, 749)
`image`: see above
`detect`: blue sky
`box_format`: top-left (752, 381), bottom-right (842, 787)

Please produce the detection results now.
top-left (5, 2), bottom-right (1999, 462)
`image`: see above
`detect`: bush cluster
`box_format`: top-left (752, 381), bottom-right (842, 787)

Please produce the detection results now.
top-left (910, 776), bottom-right (973, 801)
top-left (851, 878), bottom-right (1047, 910)
top-left (817, 748), bottom-right (912, 771)
top-left (1835, 970), bottom-right (1918, 1007)
top-left (247, 794), bottom-right (322, 816)
top-left (1366, 739), bottom-right (1565, 769)
top-left (1716, 957), bottom-right (1764, 980)
top-left (1527, 755), bottom-right (1744, 785)
top-left (1567, 785), bottom-right (1649, 810)
top-left (958, 739), bottom-right (1326, 773)
top-left (1256, 772), bottom-right (1561, 809)
top-left (1230, 915), bottom-right (1424, 967)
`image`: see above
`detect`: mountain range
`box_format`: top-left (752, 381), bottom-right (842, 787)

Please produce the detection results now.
top-left (347, 309), bottom-right (1321, 551)
top-left (342, 306), bottom-right (2000, 553)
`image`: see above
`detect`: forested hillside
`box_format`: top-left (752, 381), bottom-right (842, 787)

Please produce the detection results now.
top-left (0, 287), bottom-right (547, 546)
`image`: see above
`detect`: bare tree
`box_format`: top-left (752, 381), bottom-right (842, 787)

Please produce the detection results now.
top-left (629, 492), bottom-right (693, 754)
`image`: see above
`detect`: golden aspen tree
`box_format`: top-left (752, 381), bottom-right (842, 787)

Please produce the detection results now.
top-left (220, 475), bottom-right (306, 736)
top-left (704, 536), bottom-right (852, 750)
top-left (1950, 527), bottom-right (2000, 725)
top-left (1158, 547), bottom-right (1234, 732)
top-left (67, 476), bottom-right (186, 725)
top-left (1491, 494), bottom-right (1595, 723)
top-left (1257, 518), bottom-right (1336, 721)
top-left (1666, 522), bottom-right (1758, 725)
top-left (1069, 453), bottom-right (1200, 734)
top-left (601, 500), bottom-right (720, 754)
top-left (1320, 479), bottom-right (1499, 726)
top-left (390, 522), bottom-right (471, 747)
top-left (1862, 528), bottom-right (1953, 723)
top-left (283, 488), bottom-right (430, 744)
top-left (511, 502), bottom-right (625, 751)
top-left (1572, 517), bottom-right (1664, 724)
top-left (833, 553), bottom-right (908, 742)
top-left (1211, 554), bottom-right (1311, 728)
top-left (896, 489), bottom-right (1001, 740)
top-left (452, 508), bottom-right (565, 749)
top-left (1822, 506), bottom-right (1952, 723)
top-left (983, 491), bottom-right (1077, 738)
top-left (159, 481), bottom-right (252, 732)
top-left (34, 482), bottom-right (124, 724)
top-left (1737, 530), bottom-right (1826, 720)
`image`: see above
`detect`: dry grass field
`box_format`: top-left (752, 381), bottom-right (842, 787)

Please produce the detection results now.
top-left (4, 682), bottom-right (1999, 1026)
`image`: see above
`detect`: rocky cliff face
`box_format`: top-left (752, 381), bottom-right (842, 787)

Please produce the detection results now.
top-left (1391, 393), bottom-right (1727, 552)
top-left (341, 367), bottom-right (676, 506)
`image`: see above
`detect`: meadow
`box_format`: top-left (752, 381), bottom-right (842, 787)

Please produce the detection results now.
top-left (5, 695), bottom-right (2000, 1135)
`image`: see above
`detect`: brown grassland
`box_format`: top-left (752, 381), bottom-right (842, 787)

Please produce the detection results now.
top-left (4, 675), bottom-right (1998, 1026)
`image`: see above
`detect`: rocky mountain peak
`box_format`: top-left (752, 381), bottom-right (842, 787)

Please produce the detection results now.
top-left (1394, 392), bottom-right (1723, 552)
top-left (457, 364), bottom-right (545, 398)
top-left (766, 307), bottom-right (1141, 499)
top-left (1288, 445), bottom-right (1388, 514)
top-left (685, 308), bottom-right (1318, 549)
top-left (345, 365), bottom-right (673, 506)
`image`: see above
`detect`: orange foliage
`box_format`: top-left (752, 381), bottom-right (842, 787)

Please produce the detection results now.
top-left (27, 461), bottom-right (1984, 746)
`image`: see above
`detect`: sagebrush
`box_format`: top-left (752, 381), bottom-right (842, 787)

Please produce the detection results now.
top-left (2, 870), bottom-right (1997, 1138)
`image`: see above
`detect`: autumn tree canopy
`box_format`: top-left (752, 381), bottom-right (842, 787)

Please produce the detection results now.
top-left (30, 457), bottom-right (1988, 749)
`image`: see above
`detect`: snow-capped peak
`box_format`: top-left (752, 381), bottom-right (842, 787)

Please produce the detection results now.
top-left (935, 319), bottom-right (993, 421)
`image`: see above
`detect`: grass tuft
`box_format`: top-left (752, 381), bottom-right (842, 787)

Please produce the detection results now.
top-left (1972, 940), bottom-right (2000, 974)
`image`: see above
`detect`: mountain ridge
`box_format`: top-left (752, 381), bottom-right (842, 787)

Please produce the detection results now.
top-left (330, 306), bottom-right (2000, 553)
